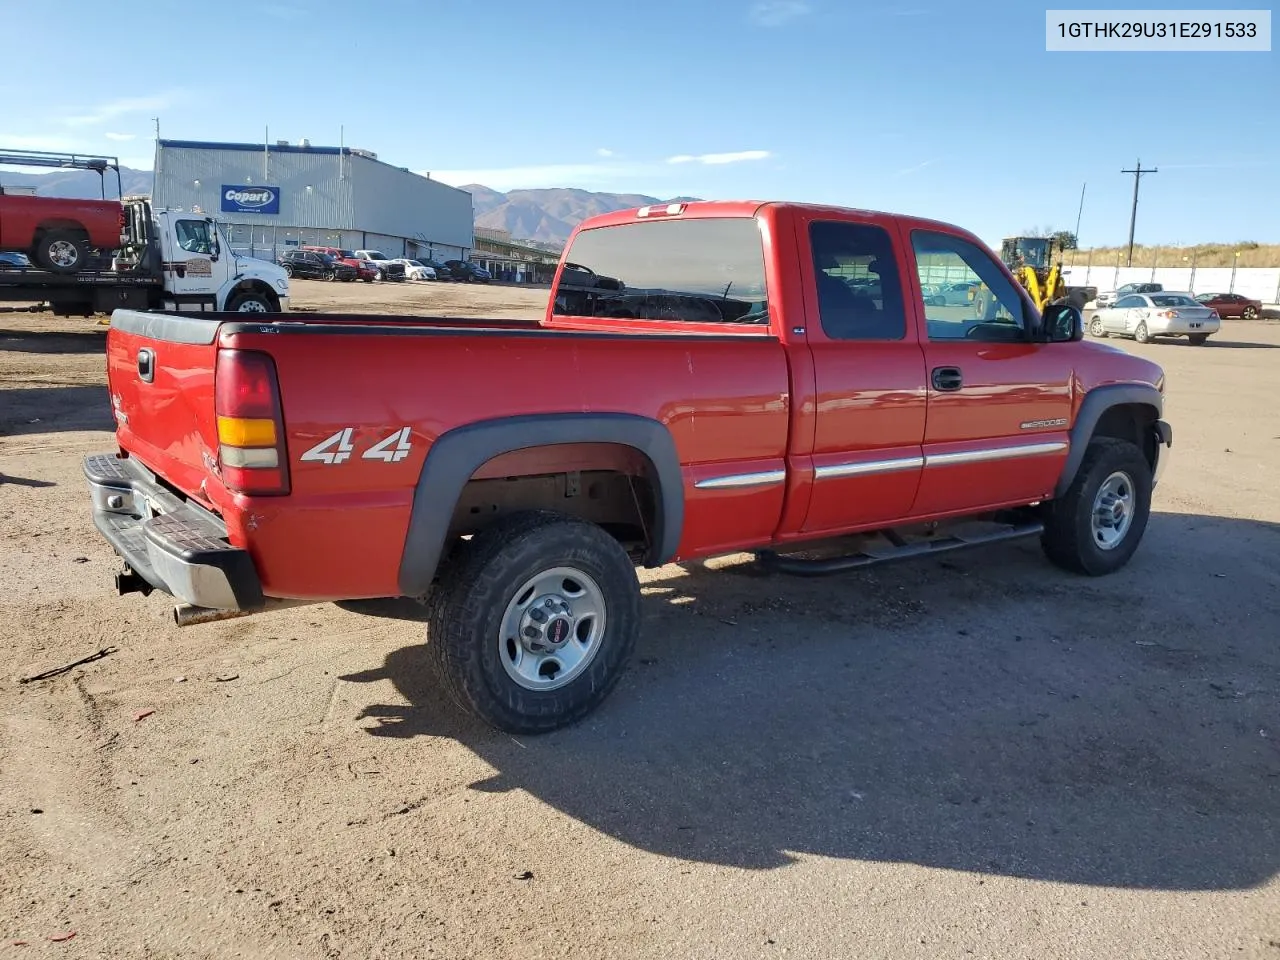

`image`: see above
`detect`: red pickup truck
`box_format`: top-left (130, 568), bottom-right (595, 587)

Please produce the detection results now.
top-left (84, 200), bottom-right (1172, 733)
top-left (0, 189), bottom-right (125, 272)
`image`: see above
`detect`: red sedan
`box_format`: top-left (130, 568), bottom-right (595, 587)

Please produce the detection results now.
top-left (1194, 292), bottom-right (1263, 320)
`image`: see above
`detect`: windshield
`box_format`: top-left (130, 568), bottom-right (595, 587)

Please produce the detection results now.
top-left (365, 251), bottom-right (388, 260)
top-left (338, 249), bottom-right (355, 258)
top-left (552, 217), bottom-right (769, 324)
top-left (1014, 238), bottom-right (1049, 268)
top-left (1150, 295), bottom-right (1199, 307)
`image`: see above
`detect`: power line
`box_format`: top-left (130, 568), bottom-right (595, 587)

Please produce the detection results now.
top-left (1121, 159), bottom-right (1157, 267)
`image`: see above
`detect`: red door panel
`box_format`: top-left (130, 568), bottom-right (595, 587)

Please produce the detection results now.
top-left (899, 223), bottom-right (1073, 517)
top-left (779, 212), bottom-right (928, 541)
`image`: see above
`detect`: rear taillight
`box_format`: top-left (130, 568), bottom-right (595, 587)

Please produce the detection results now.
top-left (214, 349), bottom-right (290, 495)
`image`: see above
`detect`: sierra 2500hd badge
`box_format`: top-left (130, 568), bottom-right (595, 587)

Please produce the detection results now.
top-left (1020, 418), bottom-right (1069, 430)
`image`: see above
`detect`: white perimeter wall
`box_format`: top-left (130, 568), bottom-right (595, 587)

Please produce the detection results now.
top-left (1063, 265), bottom-right (1280, 303)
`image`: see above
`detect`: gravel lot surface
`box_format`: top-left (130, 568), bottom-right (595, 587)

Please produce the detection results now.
top-left (2, 280), bottom-right (1277, 959)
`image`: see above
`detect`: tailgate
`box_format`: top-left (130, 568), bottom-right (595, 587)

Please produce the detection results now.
top-left (106, 310), bottom-right (224, 506)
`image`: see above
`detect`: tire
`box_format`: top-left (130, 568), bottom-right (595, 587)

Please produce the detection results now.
top-left (283, 264), bottom-right (295, 278)
top-left (363, 276), bottom-right (375, 283)
top-left (1040, 437), bottom-right (1152, 576)
top-left (1188, 333), bottom-right (1209, 345)
top-left (324, 269), bottom-right (336, 282)
top-left (34, 229), bottom-right (88, 273)
top-left (425, 510), bottom-right (641, 734)
top-left (1089, 316), bottom-right (1106, 338)
top-left (227, 290), bottom-right (274, 313)
top-left (1242, 306), bottom-right (1258, 320)
top-left (1133, 322), bottom-right (1150, 343)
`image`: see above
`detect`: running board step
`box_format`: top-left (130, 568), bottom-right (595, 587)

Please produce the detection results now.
top-left (756, 521), bottom-right (1045, 577)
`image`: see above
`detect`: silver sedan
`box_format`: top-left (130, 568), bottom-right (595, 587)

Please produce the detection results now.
top-left (1087, 291), bottom-right (1221, 345)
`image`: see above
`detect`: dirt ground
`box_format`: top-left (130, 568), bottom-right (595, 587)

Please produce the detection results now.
top-left (1, 279), bottom-right (1278, 959)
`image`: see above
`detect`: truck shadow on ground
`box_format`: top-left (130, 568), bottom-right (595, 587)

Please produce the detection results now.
top-left (0, 386), bottom-right (111, 436)
top-left (340, 512), bottom-right (1280, 891)
top-left (0, 326), bottom-right (107, 354)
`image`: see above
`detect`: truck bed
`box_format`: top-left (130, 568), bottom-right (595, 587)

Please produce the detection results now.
top-left (104, 308), bottom-right (790, 600)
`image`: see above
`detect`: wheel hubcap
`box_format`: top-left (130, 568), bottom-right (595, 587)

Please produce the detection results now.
top-left (237, 299), bottom-right (268, 312)
top-left (48, 240), bottom-right (79, 267)
top-left (1091, 471), bottom-right (1135, 550)
top-left (1090, 318), bottom-right (1103, 336)
top-left (499, 566), bottom-right (605, 691)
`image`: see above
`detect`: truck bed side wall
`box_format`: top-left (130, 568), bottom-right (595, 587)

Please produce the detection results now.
top-left (219, 323), bottom-right (792, 600)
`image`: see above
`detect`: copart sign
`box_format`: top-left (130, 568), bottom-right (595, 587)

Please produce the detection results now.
top-left (220, 185), bottom-right (280, 215)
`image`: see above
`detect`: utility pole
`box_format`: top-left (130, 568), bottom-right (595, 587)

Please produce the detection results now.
top-left (1074, 181), bottom-right (1086, 245)
top-left (1121, 159), bottom-right (1156, 267)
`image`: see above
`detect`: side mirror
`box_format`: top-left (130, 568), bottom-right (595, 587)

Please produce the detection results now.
top-left (1039, 305), bottom-right (1080, 343)
top-left (1041, 303), bottom-right (1083, 342)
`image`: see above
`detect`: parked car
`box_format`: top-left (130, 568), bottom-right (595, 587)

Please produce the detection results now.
top-left (0, 251), bottom-right (32, 270)
top-left (1194, 291), bottom-right (1262, 320)
top-left (443, 259), bottom-right (491, 282)
top-left (278, 249), bottom-right (356, 282)
top-left (391, 258), bottom-right (436, 281)
top-left (1096, 281), bottom-right (1162, 308)
top-left (354, 250), bottom-right (406, 282)
top-left (299, 245), bottom-right (378, 282)
top-left (938, 281), bottom-right (978, 305)
top-left (1087, 291), bottom-right (1220, 344)
top-left (85, 198), bottom-right (1171, 734)
top-left (417, 257), bottom-right (453, 280)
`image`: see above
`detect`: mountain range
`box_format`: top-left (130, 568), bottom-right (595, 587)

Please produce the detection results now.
top-left (465, 185), bottom-right (702, 246)
top-left (0, 165), bottom-right (698, 247)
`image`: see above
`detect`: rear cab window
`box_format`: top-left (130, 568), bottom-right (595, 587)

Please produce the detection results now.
top-left (551, 216), bottom-right (770, 327)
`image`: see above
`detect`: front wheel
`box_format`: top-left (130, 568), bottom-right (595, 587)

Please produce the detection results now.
top-left (1089, 316), bottom-right (1106, 338)
top-left (425, 510), bottom-right (641, 734)
top-left (1242, 305), bottom-right (1258, 320)
top-left (227, 290), bottom-right (274, 312)
top-left (1041, 437), bottom-right (1153, 576)
top-left (1134, 322), bottom-right (1151, 343)
top-left (283, 264), bottom-right (294, 278)
top-left (324, 269), bottom-right (336, 281)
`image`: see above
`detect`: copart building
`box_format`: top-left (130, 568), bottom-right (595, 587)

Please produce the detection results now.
top-left (151, 138), bottom-right (473, 262)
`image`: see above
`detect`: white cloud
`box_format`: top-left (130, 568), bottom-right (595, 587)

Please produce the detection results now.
top-left (748, 0), bottom-right (811, 26)
top-left (667, 150), bottom-right (771, 165)
top-left (0, 133), bottom-right (79, 152)
top-left (893, 157), bottom-right (939, 177)
top-left (428, 148), bottom-right (773, 192)
top-left (596, 148), bottom-right (614, 157)
top-left (425, 161), bottom-right (659, 191)
top-left (104, 132), bottom-right (137, 142)
top-left (62, 93), bottom-right (178, 127)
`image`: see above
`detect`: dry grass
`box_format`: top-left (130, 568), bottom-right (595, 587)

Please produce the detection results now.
top-left (1063, 242), bottom-right (1280, 268)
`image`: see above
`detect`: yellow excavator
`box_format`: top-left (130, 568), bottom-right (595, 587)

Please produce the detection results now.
top-left (1000, 236), bottom-right (1068, 310)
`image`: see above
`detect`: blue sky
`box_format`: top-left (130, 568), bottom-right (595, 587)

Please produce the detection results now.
top-left (2, 0), bottom-right (1276, 246)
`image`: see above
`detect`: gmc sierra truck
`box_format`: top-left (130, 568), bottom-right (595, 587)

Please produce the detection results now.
top-left (83, 200), bottom-right (1172, 734)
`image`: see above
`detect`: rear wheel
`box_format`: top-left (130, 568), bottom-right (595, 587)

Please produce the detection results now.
top-left (1188, 333), bottom-right (1209, 345)
top-left (34, 230), bottom-right (89, 273)
top-left (425, 510), bottom-right (641, 734)
top-left (1041, 437), bottom-right (1152, 576)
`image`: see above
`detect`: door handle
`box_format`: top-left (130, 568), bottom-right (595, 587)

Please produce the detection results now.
top-left (931, 366), bottom-right (963, 391)
top-left (137, 348), bottom-right (155, 383)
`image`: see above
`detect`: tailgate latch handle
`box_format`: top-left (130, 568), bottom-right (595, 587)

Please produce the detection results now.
top-left (137, 348), bottom-right (155, 383)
